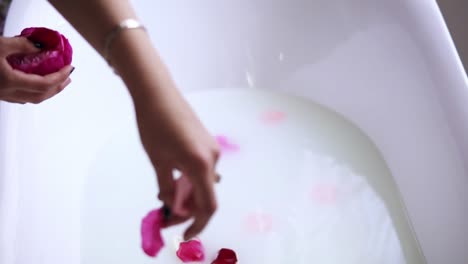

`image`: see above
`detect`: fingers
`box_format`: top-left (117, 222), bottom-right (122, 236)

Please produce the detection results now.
top-left (183, 211), bottom-right (214, 241)
top-left (3, 37), bottom-right (39, 55)
top-left (159, 176), bottom-right (194, 228)
top-left (159, 166), bottom-right (218, 240)
top-left (183, 171), bottom-right (217, 241)
top-left (178, 145), bottom-right (219, 240)
top-left (12, 65), bottom-right (74, 93)
top-left (57, 77), bottom-right (72, 91)
top-left (163, 213), bottom-right (191, 228)
top-left (2, 78), bottom-right (71, 104)
top-left (155, 165), bottom-right (176, 207)
top-left (172, 176), bottom-right (193, 217)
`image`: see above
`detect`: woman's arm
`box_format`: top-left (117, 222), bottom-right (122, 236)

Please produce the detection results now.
top-left (46, 1), bottom-right (171, 100)
top-left (48, 0), bottom-right (220, 240)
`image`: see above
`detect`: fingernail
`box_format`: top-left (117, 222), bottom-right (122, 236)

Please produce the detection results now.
top-left (69, 67), bottom-right (75, 76)
top-left (215, 173), bottom-right (221, 183)
top-left (33, 42), bottom-right (43, 49)
top-left (162, 205), bottom-right (171, 221)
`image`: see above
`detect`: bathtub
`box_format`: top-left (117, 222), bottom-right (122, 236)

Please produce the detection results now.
top-left (1, 0), bottom-right (467, 263)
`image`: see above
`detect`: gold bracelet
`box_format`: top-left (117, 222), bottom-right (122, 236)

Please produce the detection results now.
top-left (103, 18), bottom-right (146, 70)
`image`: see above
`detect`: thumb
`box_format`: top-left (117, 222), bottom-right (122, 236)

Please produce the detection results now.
top-left (4, 37), bottom-right (40, 55)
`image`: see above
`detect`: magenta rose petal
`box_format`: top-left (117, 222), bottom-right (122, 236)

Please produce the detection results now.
top-left (7, 27), bottom-right (73, 76)
top-left (211, 248), bottom-right (238, 264)
top-left (176, 239), bottom-right (206, 262)
top-left (141, 208), bottom-right (165, 257)
top-left (260, 110), bottom-right (286, 125)
top-left (214, 135), bottom-right (240, 154)
top-left (141, 175), bottom-right (200, 257)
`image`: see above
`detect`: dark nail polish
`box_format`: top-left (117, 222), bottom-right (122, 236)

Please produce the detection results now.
top-left (69, 67), bottom-right (75, 76)
top-left (162, 205), bottom-right (171, 220)
top-left (33, 42), bottom-right (43, 49)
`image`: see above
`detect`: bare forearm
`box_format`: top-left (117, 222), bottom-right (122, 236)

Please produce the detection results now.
top-left (48, 1), bottom-right (219, 241)
top-left (47, 0), bottom-right (178, 101)
top-left (47, 0), bottom-right (136, 54)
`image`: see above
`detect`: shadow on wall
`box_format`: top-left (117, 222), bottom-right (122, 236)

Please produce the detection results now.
top-left (438, 0), bottom-right (468, 75)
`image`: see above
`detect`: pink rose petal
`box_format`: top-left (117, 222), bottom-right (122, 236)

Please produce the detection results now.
top-left (311, 184), bottom-right (338, 205)
top-left (244, 212), bottom-right (273, 233)
top-left (212, 248), bottom-right (238, 264)
top-left (7, 27), bottom-right (73, 76)
top-left (260, 110), bottom-right (286, 124)
top-left (176, 239), bottom-right (206, 262)
top-left (141, 208), bottom-right (165, 257)
top-left (215, 135), bottom-right (240, 153)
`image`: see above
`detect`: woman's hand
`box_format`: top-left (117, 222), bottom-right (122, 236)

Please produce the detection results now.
top-left (46, 0), bottom-right (221, 240)
top-left (134, 90), bottom-right (220, 241)
top-left (0, 36), bottom-right (73, 104)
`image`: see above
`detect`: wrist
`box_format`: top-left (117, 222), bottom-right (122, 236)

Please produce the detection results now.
top-left (103, 19), bottom-right (146, 69)
top-left (108, 29), bottom-right (177, 101)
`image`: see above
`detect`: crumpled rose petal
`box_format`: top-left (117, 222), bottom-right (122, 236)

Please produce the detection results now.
top-left (141, 208), bottom-right (165, 257)
top-left (176, 239), bottom-right (206, 262)
top-left (215, 135), bottom-right (240, 153)
top-left (7, 27), bottom-right (73, 76)
top-left (212, 248), bottom-right (238, 264)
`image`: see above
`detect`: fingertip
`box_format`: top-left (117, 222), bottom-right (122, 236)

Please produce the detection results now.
top-left (42, 65), bottom-right (68, 78)
top-left (56, 65), bottom-right (74, 76)
top-left (183, 216), bottom-right (208, 241)
top-left (60, 65), bottom-right (74, 78)
top-left (183, 224), bottom-right (195, 241)
top-left (163, 205), bottom-right (172, 219)
top-left (59, 78), bottom-right (72, 91)
top-left (183, 231), bottom-right (192, 241)
top-left (39, 66), bottom-right (72, 88)
top-left (68, 66), bottom-right (75, 76)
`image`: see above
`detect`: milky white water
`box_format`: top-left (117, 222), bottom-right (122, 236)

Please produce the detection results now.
top-left (81, 89), bottom-right (425, 263)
